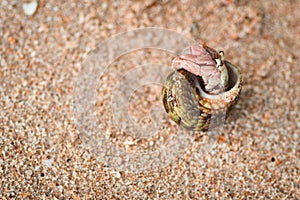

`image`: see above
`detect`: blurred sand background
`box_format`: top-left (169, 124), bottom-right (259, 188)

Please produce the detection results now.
top-left (0, 0), bottom-right (299, 199)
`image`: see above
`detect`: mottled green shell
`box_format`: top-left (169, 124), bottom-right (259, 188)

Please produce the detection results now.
top-left (162, 61), bottom-right (242, 131)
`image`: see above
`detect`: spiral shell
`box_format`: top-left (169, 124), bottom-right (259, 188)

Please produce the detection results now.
top-left (162, 45), bottom-right (242, 131)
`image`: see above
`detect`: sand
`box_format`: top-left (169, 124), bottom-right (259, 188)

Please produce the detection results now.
top-left (0, 0), bottom-right (299, 199)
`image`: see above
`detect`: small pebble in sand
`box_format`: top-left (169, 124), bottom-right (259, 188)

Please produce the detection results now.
top-left (22, 1), bottom-right (38, 16)
top-left (25, 169), bottom-right (33, 178)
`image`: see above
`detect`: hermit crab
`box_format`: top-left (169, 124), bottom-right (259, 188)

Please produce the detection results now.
top-left (162, 44), bottom-right (242, 131)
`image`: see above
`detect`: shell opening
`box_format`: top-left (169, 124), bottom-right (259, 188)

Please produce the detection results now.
top-left (180, 61), bottom-right (241, 100)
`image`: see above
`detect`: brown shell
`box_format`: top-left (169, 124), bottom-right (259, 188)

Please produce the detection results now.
top-left (162, 61), bottom-right (242, 131)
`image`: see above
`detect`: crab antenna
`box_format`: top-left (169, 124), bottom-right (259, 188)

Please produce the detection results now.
top-left (219, 51), bottom-right (225, 63)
